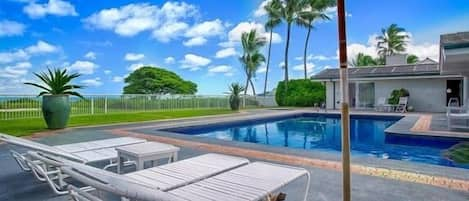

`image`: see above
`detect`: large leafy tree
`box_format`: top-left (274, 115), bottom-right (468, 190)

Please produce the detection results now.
top-left (376, 24), bottom-right (409, 62)
top-left (299, 0), bottom-right (335, 79)
top-left (123, 67), bottom-right (197, 94)
top-left (263, 0), bottom-right (282, 95)
top-left (351, 53), bottom-right (378, 67)
top-left (274, 0), bottom-right (306, 83)
top-left (240, 29), bottom-right (266, 95)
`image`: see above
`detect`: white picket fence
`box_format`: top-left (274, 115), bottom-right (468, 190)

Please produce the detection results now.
top-left (0, 94), bottom-right (272, 120)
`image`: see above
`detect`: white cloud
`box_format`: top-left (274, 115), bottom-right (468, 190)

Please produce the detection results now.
top-left (208, 65), bottom-right (230, 73)
top-left (180, 54), bottom-right (211, 71)
top-left (84, 2), bottom-right (198, 39)
top-left (112, 76), bottom-right (124, 82)
top-left (256, 66), bottom-right (267, 74)
top-left (208, 65), bottom-right (234, 76)
top-left (254, 0), bottom-right (271, 17)
top-left (164, 56), bottom-right (175, 64)
top-left (68, 60), bottom-right (99, 74)
top-left (183, 36), bottom-right (207, 47)
top-left (296, 54), bottom-right (337, 61)
top-left (406, 43), bottom-right (439, 61)
top-left (0, 41), bottom-right (58, 64)
top-left (84, 51), bottom-right (96, 60)
top-left (81, 77), bottom-right (102, 87)
top-left (0, 78), bottom-right (35, 94)
top-left (220, 21), bottom-right (281, 48)
top-left (25, 40), bottom-right (58, 54)
top-left (0, 20), bottom-right (26, 37)
top-left (0, 62), bottom-right (32, 78)
top-left (23, 0), bottom-right (78, 19)
top-left (293, 62), bottom-right (315, 76)
top-left (103, 70), bottom-right (111, 75)
top-left (152, 22), bottom-right (189, 42)
top-left (0, 50), bottom-right (29, 64)
top-left (185, 19), bottom-right (225, 37)
top-left (84, 3), bottom-right (158, 36)
top-left (279, 61), bottom-right (285, 68)
top-left (124, 53), bottom-right (145, 61)
top-left (215, 47), bottom-right (238, 58)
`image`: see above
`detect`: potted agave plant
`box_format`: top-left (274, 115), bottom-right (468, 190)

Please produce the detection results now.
top-left (228, 83), bottom-right (245, 111)
top-left (25, 68), bottom-right (84, 129)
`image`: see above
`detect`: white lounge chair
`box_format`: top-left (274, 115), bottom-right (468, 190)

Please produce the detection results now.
top-left (0, 133), bottom-right (147, 194)
top-left (395, 97), bottom-right (408, 113)
top-left (59, 154), bottom-right (310, 201)
top-left (0, 133), bottom-right (146, 169)
top-left (447, 105), bottom-right (469, 130)
top-left (28, 151), bottom-right (250, 196)
top-left (375, 97), bottom-right (392, 112)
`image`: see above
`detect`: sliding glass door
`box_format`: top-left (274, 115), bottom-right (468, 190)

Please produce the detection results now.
top-left (358, 82), bottom-right (375, 108)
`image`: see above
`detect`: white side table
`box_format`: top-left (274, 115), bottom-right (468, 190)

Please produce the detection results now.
top-left (116, 141), bottom-right (180, 174)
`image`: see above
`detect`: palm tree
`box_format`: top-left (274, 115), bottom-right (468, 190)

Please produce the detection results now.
top-left (350, 53), bottom-right (377, 67)
top-left (275, 0), bottom-right (306, 83)
top-left (299, 0), bottom-right (335, 79)
top-left (376, 24), bottom-right (409, 63)
top-left (407, 54), bottom-right (419, 64)
top-left (240, 29), bottom-right (266, 95)
top-left (263, 0), bottom-right (282, 95)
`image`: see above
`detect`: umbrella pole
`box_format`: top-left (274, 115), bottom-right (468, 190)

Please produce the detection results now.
top-left (337, 0), bottom-right (351, 201)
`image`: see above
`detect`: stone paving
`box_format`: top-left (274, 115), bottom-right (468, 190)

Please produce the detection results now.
top-left (1, 109), bottom-right (468, 201)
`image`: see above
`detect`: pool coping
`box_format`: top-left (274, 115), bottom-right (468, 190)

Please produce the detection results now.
top-left (386, 115), bottom-right (469, 139)
top-left (102, 110), bottom-right (469, 192)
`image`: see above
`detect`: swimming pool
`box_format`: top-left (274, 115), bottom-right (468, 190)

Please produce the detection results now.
top-left (163, 114), bottom-right (467, 168)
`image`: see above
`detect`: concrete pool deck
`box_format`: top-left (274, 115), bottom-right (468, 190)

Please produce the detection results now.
top-left (0, 109), bottom-right (468, 201)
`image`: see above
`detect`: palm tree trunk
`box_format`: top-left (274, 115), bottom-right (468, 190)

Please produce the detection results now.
top-left (284, 22), bottom-right (291, 83)
top-left (244, 70), bottom-right (250, 95)
top-left (264, 30), bottom-right (273, 96)
top-left (249, 79), bottom-right (256, 96)
top-left (303, 25), bottom-right (312, 79)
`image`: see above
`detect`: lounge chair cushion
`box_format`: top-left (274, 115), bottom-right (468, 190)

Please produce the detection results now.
top-left (168, 162), bottom-right (309, 201)
top-left (126, 153), bottom-right (249, 191)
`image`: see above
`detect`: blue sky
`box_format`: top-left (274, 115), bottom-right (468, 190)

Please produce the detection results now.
top-left (1, 0), bottom-right (469, 95)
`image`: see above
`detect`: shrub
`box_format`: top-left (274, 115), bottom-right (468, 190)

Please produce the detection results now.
top-left (228, 83), bottom-right (245, 110)
top-left (388, 88), bottom-right (409, 104)
top-left (275, 79), bottom-right (325, 107)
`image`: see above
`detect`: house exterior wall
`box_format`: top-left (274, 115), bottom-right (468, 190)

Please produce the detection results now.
top-left (324, 78), bottom-right (449, 112)
top-left (374, 78), bottom-right (447, 112)
top-left (325, 82), bottom-right (336, 109)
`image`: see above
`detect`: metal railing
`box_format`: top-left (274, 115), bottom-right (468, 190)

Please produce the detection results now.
top-left (0, 94), bottom-right (271, 120)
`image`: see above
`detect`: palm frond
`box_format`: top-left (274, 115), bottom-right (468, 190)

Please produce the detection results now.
top-left (25, 67), bottom-right (85, 98)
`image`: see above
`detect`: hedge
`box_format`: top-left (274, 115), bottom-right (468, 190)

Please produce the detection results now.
top-left (275, 79), bottom-right (325, 107)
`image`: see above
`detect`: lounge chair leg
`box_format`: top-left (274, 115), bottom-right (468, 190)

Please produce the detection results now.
top-left (267, 192), bottom-right (287, 201)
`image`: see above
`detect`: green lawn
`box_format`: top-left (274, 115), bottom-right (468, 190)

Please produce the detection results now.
top-left (0, 109), bottom-right (235, 137)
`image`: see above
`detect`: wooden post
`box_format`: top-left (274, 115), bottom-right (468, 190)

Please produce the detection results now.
top-left (337, 1), bottom-right (351, 201)
top-left (104, 96), bottom-right (108, 114)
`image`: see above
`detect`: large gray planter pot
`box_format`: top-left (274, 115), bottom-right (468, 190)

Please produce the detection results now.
top-left (42, 95), bottom-right (71, 129)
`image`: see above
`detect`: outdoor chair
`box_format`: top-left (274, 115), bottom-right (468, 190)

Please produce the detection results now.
top-left (0, 133), bottom-right (147, 194)
top-left (375, 97), bottom-right (392, 112)
top-left (395, 97), bottom-right (408, 113)
top-left (28, 151), bottom-right (250, 196)
top-left (447, 103), bottom-right (469, 130)
top-left (55, 152), bottom-right (311, 201)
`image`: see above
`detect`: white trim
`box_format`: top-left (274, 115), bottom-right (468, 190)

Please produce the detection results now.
top-left (315, 74), bottom-right (463, 82)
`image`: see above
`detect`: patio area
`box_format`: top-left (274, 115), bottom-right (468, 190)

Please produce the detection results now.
top-left (1, 109), bottom-right (468, 201)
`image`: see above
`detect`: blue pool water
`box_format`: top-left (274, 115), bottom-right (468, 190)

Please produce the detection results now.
top-left (163, 114), bottom-right (468, 168)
